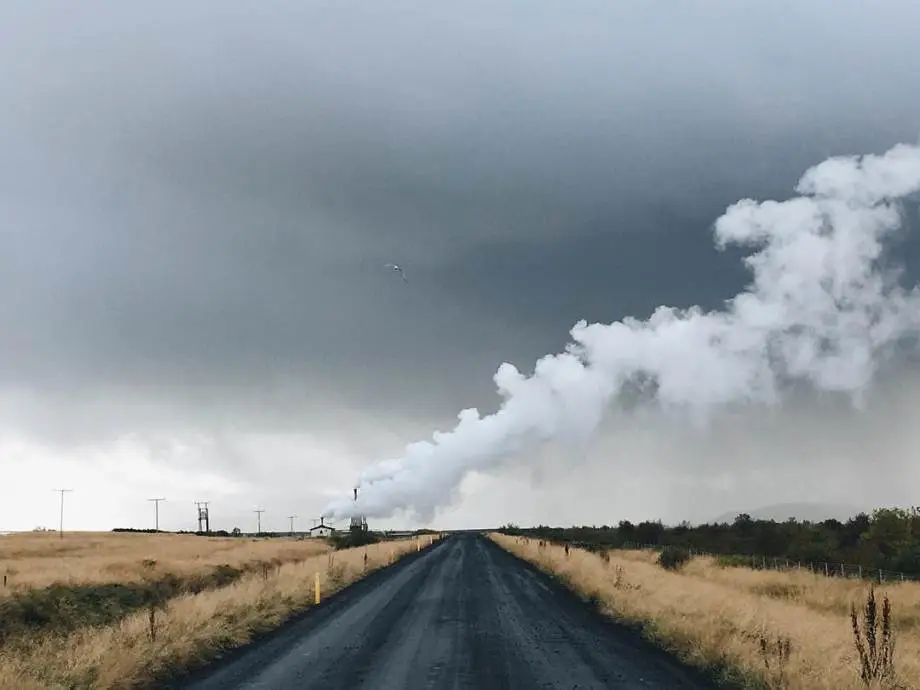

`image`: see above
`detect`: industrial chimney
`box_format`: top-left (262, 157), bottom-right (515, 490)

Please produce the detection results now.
top-left (349, 487), bottom-right (368, 534)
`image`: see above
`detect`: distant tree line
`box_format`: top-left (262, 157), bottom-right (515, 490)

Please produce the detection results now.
top-left (499, 507), bottom-right (920, 575)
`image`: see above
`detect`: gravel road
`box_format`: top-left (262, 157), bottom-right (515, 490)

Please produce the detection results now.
top-left (174, 534), bottom-right (716, 689)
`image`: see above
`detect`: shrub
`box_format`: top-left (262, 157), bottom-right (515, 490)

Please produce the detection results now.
top-left (851, 585), bottom-right (896, 688)
top-left (328, 531), bottom-right (381, 550)
top-left (758, 631), bottom-right (792, 689)
top-left (657, 547), bottom-right (691, 571)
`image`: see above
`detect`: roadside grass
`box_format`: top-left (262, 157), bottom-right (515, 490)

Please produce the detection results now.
top-left (0, 536), bottom-right (439, 689)
top-left (681, 556), bottom-right (920, 632)
top-left (0, 532), bottom-right (331, 593)
top-left (491, 534), bottom-right (920, 690)
top-left (0, 532), bottom-right (331, 645)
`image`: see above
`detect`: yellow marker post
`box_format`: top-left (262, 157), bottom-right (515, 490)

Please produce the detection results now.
top-left (314, 572), bottom-right (320, 604)
top-left (417, 537), bottom-right (420, 552)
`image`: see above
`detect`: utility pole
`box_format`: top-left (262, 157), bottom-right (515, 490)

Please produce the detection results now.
top-left (195, 501), bottom-right (210, 534)
top-left (288, 514), bottom-right (297, 536)
top-left (148, 498), bottom-right (166, 532)
top-left (254, 508), bottom-right (265, 536)
top-left (53, 489), bottom-right (72, 540)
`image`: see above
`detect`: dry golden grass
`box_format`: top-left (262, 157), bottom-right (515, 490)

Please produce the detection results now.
top-left (0, 532), bottom-right (331, 594)
top-left (682, 556), bottom-right (920, 633)
top-left (491, 534), bottom-right (920, 690)
top-left (0, 535), bottom-right (440, 689)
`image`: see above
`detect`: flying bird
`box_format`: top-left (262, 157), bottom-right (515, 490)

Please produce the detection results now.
top-left (385, 263), bottom-right (408, 282)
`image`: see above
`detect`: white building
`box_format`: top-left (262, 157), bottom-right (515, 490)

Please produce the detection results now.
top-left (309, 521), bottom-right (335, 538)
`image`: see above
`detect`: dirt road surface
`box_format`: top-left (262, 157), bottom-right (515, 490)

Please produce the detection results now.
top-left (174, 534), bottom-right (716, 689)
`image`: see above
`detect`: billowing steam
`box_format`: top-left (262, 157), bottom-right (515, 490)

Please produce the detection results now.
top-left (323, 143), bottom-right (920, 523)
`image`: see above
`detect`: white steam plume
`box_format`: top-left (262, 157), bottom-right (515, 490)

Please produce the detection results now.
top-left (323, 143), bottom-right (920, 523)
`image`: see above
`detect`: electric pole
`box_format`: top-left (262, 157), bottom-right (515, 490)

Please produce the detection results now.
top-left (53, 489), bottom-right (72, 540)
top-left (254, 508), bottom-right (265, 536)
top-left (195, 501), bottom-right (210, 534)
top-left (148, 498), bottom-right (166, 532)
top-left (288, 514), bottom-right (297, 536)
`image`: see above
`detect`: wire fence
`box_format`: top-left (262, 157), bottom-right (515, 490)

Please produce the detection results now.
top-left (610, 541), bottom-right (920, 584)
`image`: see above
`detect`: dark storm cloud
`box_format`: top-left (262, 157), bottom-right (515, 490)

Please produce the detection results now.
top-left (2, 0), bottom-right (920, 440)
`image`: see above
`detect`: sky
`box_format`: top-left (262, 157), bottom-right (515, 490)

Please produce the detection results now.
top-left (2, 1), bottom-right (920, 533)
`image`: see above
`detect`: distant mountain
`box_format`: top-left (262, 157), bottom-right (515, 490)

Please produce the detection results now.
top-left (709, 502), bottom-right (867, 525)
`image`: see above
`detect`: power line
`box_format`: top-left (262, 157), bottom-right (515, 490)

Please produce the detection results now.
top-left (147, 498), bottom-right (166, 532)
top-left (254, 508), bottom-right (265, 536)
top-left (52, 489), bottom-right (72, 540)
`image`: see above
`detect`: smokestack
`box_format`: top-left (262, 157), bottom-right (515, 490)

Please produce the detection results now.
top-left (323, 142), bottom-right (920, 523)
top-left (353, 487), bottom-right (358, 501)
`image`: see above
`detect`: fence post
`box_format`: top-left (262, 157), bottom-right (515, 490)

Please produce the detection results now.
top-left (825, 563), bottom-right (829, 577)
top-left (840, 563), bottom-right (845, 577)
top-left (879, 570), bottom-right (884, 583)
top-left (858, 565), bottom-right (862, 580)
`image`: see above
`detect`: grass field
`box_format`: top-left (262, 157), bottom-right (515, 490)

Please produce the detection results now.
top-left (0, 531), bottom-right (331, 592)
top-left (492, 534), bottom-right (920, 690)
top-left (0, 531), bottom-right (335, 646)
top-left (0, 531), bottom-right (437, 689)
